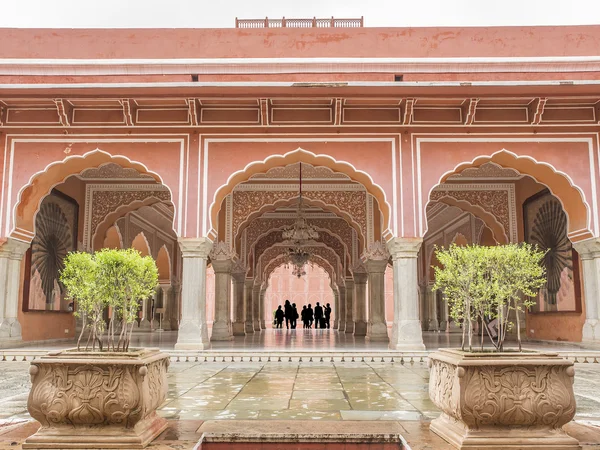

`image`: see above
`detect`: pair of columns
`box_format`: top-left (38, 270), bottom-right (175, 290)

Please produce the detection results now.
top-left (573, 238), bottom-right (600, 341)
top-left (0, 238), bottom-right (30, 343)
top-left (175, 237), bottom-right (426, 350)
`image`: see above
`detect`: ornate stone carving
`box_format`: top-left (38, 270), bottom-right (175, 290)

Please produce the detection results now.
top-left (24, 348), bottom-right (169, 449)
top-left (232, 189), bottom-right (367, 240)
top-left (447, 162), bottom-right (521, 180)
top-left (430, 184), bottom-right (517, 243)
top-left (428, 349), bottom-right (579, 449)
top-left (80, 163), bottom-right (154, 180)
top-left (210, 240), bottom-right (236, 261)
top-left (363, 240), bottom-right (390, 261)
top-left (250, 162), bottom-right (350, 180)
top-left (84, 184), bottom-right (171, 250)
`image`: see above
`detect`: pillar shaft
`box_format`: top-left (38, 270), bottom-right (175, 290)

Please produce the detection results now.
top-left (337, 286), bottom-right (346, 331)
top-left (366, 259), bottom-right (389, 342)
top-left (211, 259), bottom-right (233, 341)
top-left (332, 289), bottom-right (339, 329)
top-left (344, 280), bottom-right (355, 333)
top-left (573, 239), bottom-right (600, 340)
top-left (388, 238), bottom-right (426, 350)
top-left (231, 270), bottom-right (246, 336)
top-left (244, 280), bottom-right (254, 334)
top-left (252, 284), bottom-right (261, 331)
top-left (260, 288), bottom-right (267, 329)
top-left (174, 238), bottom-right (212, 350)
top-left (427, 283), bottom-right (439, 331)
top-left (159, 284), bottom-right (171, 331)
top-left (0, 239), bottom-right (29, 341)
top-left (353, 271), bottom-right (368, 336)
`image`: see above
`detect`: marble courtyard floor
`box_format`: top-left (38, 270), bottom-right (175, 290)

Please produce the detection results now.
top-left (1, 331), bottom-right (600, 448)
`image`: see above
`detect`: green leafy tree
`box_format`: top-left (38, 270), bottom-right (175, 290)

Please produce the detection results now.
top-left (433, 243), bottom-right (546, 352)
top-left (61, 248), bottom-right (159, 352)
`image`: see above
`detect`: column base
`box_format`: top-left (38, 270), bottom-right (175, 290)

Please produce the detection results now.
top-left (583, 319), bottom-right (599, 341)
top-left (175, 319), bottom-right (210, 350)
top-left (253, 320), bottom-right (261, 332)
top-left (0, 319), bottom-right (21, 340)
top-left (232, 322), bottom-right (246, 336)
top-left (354, 321), bottom-right (367, 336)
top-left (139, 319), bottom-right (151, 330)
top-left (438, 320), bottom-right (448, 332)
top-left (245, 321), bottom-right (255, 334)
top-left (210, 322), bottom-right (233, 341)
top-left (366, 322), bottom-right (389, 342)
top-left (389, 319), bottom-right (425, 350)
top-left (345, 321), bottom-right (355, 334)
top-left (448, 320), bottom-right (462, 334)
top-left (261, 320), bottom-right (266, 329)
top-left (337, 320), bottom-right (346, 332)
top-left (428, 319), bottom-right (439, 332)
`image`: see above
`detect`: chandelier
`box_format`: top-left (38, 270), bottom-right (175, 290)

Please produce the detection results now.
top-left (283, 162), bottom-right (319, 278)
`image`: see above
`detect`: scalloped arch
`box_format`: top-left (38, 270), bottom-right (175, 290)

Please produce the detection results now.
top-left (263, 253), bottom-right (335, 286)
top-left (433, 197), bottom-right (508, 244)
top-left (235, 195), bottom-right (366, 250)
top-left (131, 231), bottom-right (151, 257)
top-left (426, 149), bottom-right (592, 241)
top-left (92, 197), bottom-right (174, 251)
top-left (209, 148), bottom-right (391, 240)
top-left (258, 244), bottom-right (342, 283)
top-left (11, 149), bottom-right (176, 242)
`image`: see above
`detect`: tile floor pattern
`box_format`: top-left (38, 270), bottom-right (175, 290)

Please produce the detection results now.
top-left (2, 360), bottom-right (600, 425)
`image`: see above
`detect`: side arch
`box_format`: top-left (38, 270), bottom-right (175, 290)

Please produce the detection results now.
top-left (11, 149), bottom-right (178, 242)
top-left (425, 149), bottom-right (592, 241)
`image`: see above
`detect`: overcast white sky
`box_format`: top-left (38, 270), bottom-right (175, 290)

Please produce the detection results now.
top-left (1, 0), bottom-right (599, 28)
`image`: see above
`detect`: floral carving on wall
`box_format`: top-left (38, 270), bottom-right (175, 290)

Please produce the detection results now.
top-left (250, 162), bottom-right (351, 180)
top-left (232, 190), bottom-right (367, 240)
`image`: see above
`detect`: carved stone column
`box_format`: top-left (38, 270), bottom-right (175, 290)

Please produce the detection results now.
top-left (438, 290), bottom-right (449, 332)
top-left (158, 283), bottom-right (172, 331)
top-left (231, 262), bottom-right (246, 336)
top-left (0, 239), bottom-right (29, 342)
top-left (363, 241), bottom-right (390, 342)
top-left (252, 282), bottom-right (261, 331)
top-left (174, 238), bottom-right (212, 350)
top-left (337, 284), bottom-right (346, 332)
top-left (427, 283), bottom-right (439, 331)
top-left (419, 281), bottom-right (429, 331)
top-left (332, 285), bottom-right (339, 329)
top-left (244, 279), bottom-right (254, 334)
top-left (344, 279), bottom-right (355, 334)
top-left (573, 238), bottom-right (600, 341)
top-left (170, 282), bottom-right (181, 331)
top-left (387, 238), bottom-right (426, 350)
top-left (210, 243), bottom-right (234, 341)
top-left (260, 284), bottom-right (267, 329)
top-left (139, 296), bottom-right (151, 330)
top-left (353, 266), bottom-right (368, 336)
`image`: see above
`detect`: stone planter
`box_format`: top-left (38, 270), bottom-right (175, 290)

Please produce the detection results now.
top-left (428, 349), bottom-right (579, 450)
top-left (23, 348), bottom-right (169, 449)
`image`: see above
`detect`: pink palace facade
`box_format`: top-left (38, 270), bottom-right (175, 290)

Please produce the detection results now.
top-left (0, 23), bottom-right (599, 349)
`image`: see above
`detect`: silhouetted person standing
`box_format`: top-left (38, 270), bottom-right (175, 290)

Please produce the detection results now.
top-left (307, 304), bottom-right (314, 328)
top-left (284, 300), bottom-right (293, 329)
top-left (314, 302), bottom-right (324, 329)
top-left (275, 306), bottom-right (284, 328)
top-left (324, 303), bottom-right (332, 329)
top-left (301, 305), bottom-right (308, 328)
top-left (291, 303), bottom-right (298, 329)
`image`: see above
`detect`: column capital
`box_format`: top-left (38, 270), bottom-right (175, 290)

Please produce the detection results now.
top-left (245, 278), bottom-right (255, 288)
top-left (210, 240), bottom-right (237, 261)
top-left (178, 237), bottom-right (213, 258)
top-left (387, 237), bottom-right (423, 260)
top-left (365, 258), bottom-right (388, 273)
top-left (573, 238), bottom-right (600, 259)
top-left (345, 278), bottom-right (355, 288)
top-left (353, 271), bottom-right (368, 284)
top-left (211, 259), bottom-right (233, 273)
top-left (362, 240), bottom-right (390, 262)
top-left (0, 238), bottom-right (30, 259)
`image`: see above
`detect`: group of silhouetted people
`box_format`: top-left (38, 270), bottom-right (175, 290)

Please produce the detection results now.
top-left (274, 300), bottom-right (331, 329)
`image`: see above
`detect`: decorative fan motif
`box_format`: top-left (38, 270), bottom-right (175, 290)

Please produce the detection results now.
top-left (529, 199), bottom-right (572, 305)
top-left (31, 201), bottom-right (73, 307)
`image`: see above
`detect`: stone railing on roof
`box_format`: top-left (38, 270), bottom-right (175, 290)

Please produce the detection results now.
top-left (235, 17), bottom-right (364, 28)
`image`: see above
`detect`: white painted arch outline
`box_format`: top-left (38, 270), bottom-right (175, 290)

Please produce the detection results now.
top-left (418, 143), bottom-right (596, 240)
top-left (8, 147), bottom-right (182, 241)
top-left (204, 144), bottom-right (395, 240)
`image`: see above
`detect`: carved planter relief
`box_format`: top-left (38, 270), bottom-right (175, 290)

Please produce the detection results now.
top-left (24, 348), bottom-right (169, 449)
top-left (428, 349), bottom-right (579, 450)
